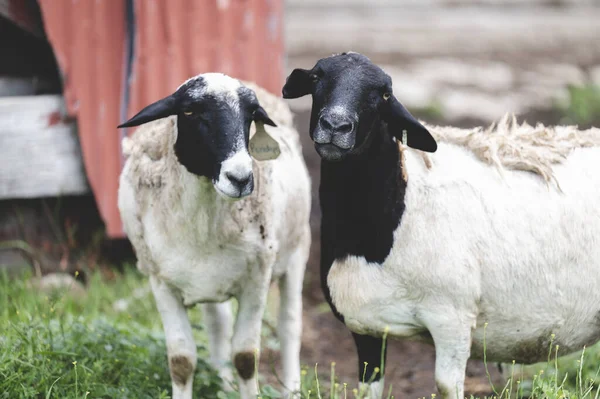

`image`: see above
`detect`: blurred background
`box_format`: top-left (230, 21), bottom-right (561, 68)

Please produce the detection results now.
top-left (1, 0), bottom-right (599, 397)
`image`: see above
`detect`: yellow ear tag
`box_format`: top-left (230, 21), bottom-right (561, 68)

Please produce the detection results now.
top-left (249, 121), bottom-right (281, 161)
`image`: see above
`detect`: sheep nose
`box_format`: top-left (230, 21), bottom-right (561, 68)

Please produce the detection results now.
top-left (319, 114), bottom-right (354, 134)
top-left (226, 171), bottom-right (252, 189)
top-left (316, 111), bottom-right (357, 150)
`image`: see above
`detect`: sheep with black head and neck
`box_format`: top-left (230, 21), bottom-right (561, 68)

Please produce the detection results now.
top-left (117, 73), bottom-right (311, 399)
top-left (282, 52), bottom-right (600, 399)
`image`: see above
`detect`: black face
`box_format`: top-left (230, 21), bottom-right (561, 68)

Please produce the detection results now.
top-left (282, 52), bottom-right (437, 161)
top-left (117, 74), bottom-right (276, 199)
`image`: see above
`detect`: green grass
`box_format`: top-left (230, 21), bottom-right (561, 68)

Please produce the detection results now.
top-left (557, 84), bottom-right (600, 127)
top-left (477, 325), bottom-right (600, 399)
top-left (0, 269), bottom-right (226, 399)
top-left (1, 269), bottom-right (600, 399)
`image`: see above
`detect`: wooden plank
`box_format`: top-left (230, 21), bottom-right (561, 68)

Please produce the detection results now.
top-left (0, 76), bottom-right (55, 96)
top-left (0, 95), bottom-right (90, 199)
top-left (285, 0), bottom-right (596, 7)
top-left (285, 4), bottom-right (600, 58)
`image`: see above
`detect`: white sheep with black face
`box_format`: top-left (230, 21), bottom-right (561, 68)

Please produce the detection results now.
top-left (117, 73), bottom-right (311, 399)
top-left (283, 51), bottom-right (600, 399)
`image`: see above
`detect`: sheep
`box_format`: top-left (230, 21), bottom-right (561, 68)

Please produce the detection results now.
top-left (282, 51), bottom-right (600, 399)
top-left (117, 73), bottom-right (311, 399)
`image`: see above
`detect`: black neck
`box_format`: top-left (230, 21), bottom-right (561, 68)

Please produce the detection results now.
top-left (319, 121), bottom-right (406, 319)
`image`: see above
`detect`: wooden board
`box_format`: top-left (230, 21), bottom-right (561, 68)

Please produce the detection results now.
top-left (0, 95), bottom-right (90, 199)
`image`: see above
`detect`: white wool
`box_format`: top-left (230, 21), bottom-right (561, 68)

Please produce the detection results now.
top-left (330, 118), bottom-right (600, 399)
top-left (416, 113), bottom-right (600, 191)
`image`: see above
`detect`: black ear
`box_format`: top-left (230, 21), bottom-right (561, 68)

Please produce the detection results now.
top-left (282, 68), bottom-right (311, 99)
top-left (384, 96), bottom-right (437, 153)
top-left (253, 105), bottom-right (277, 127)
top-left (117, 95), bottom-right (178, 128)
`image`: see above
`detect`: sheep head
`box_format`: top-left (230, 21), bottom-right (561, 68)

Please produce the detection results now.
top-left (282, 52), bottom-right (437, 162)
top-left (118, 73), bottom-right (276, 199)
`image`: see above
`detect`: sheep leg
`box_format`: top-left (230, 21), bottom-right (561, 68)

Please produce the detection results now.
top-left (277, 251), bottom-right (306, 397)
top-left (201, 301), bottom-right (235, 390)
top-left (231, 267), bottom-right (272, 399)
top-left (426, 314), bottom-right (472, 399)
top-left (150, 276), bottom-right (197, 399)
top-left (352, 332), bottom-right (387, 399)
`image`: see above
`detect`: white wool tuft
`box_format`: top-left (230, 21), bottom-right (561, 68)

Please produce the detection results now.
top-left (414, 113), bottom-right (600, 191)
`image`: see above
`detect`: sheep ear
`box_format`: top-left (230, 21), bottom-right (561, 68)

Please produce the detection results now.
top-left (282, 68), bottom-right (311, 99)
top-left (253, 105), bottom-right (277, 127)
top-left (117, 95), bottom-right (178, 128)
top-left (384, 95), bottom-right (437, 153)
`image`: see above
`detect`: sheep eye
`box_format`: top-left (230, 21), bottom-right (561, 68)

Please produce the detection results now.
top-left (183, 111), bottom-right (193, 116)
top-left (309, 73), bottom-right (319, 83)
top-left (383, 92), bottom-right (391, 101)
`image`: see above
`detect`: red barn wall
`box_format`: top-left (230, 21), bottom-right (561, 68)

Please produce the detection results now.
top-left (38, 0), bottom-right (284, 238)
